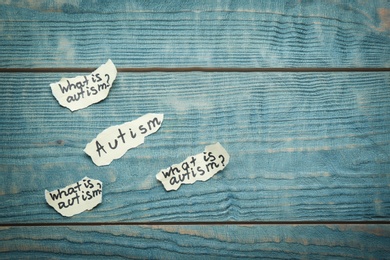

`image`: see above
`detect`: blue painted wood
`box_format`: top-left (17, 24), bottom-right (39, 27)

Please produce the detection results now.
top-left (0, 72), bottom-right (389, 223)
top-left (1, 225), bottom-right (389, 259)
top-left (0, 0), bottom-right (389, 68)
top-left (1, 1), bottom-right (389, 257)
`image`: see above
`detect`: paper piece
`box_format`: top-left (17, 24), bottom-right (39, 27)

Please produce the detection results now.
top-left (84, 113), bottom-right (164, 166)
top-left (45, 176), bottom-right (102, 217)
top-left (156, 142), bottom-right (230, 191)
top-left (50, 59), bottom-right (117, 111)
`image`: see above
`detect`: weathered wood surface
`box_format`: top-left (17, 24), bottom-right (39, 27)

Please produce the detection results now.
top-left (1, 0), bottom-right (389, 258)
top-left (0, 0), bottom-right (389, 68)
top-left (1, 225), bottom-right (389, 259)
top-left (1, 72), bottom-right (389, 223)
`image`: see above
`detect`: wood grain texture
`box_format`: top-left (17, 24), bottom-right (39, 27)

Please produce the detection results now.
top-left (0, 72), bottom-right (389, 223)
top-left (1, 225), bottom-right (389, 259)
top-left (1, 0), bottom-right (389, 68)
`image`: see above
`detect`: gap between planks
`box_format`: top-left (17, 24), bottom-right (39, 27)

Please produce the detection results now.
top-left (1, 68), bottom-right (390, 73)
top-left (1, 221), bottom-right (390, 227)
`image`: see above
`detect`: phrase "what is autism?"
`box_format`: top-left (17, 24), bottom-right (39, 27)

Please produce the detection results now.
top-left (156, 142), bottom-right (230, 191)
top-left (50, 59), bottom-right (117, 111)
top-left (45, 177), bottom-right (102, 217)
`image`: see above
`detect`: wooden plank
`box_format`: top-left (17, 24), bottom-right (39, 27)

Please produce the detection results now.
top-left (1, 224), bottom-right (389, 259)
top-left (1, 0), bottom-right (389, 68)
top-left (0, 72), bottom-right (389, 223)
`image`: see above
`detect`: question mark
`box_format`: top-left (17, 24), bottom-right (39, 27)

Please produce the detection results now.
top-left (105, 74), bottom-right (110, 85)
top-left (219, 154), bottom-right (225, 166)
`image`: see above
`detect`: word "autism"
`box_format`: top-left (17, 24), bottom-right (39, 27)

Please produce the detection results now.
top-left (84, 113), bottom-right (164, 166)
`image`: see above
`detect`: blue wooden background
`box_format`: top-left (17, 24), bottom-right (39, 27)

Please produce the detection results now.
top-left (1, 0), bottom-right (389, 258)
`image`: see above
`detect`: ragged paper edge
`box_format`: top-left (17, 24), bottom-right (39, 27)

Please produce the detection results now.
top-left (84, 113), bottom-right (164, 166)
top-left (156, 142), bottom-right (230, 191)
top-left (50, 59), bottom-right (117, 111)
top-left (45, 176), bottom-right (102, 217)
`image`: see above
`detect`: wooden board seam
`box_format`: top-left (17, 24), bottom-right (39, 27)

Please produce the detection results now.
top-left (2, 221), bottom-right (390, 227)
top-left (1, 68), bottom-right (390, 73)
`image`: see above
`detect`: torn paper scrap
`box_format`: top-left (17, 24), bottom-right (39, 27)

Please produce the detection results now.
top-left (45, 176), bottom-right (102, 217)
top-left (84, 113), bottom-right (164, 166)
top-left (50, 59), bottom-right (117, 111)
top-left (156, 142), bottom-right (230, 191)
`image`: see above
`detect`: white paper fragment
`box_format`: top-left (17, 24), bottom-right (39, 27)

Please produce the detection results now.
top-left (84, 113), bottom-right (164, 166)
top-left (45, 176), bottom-right (102, 217)
top-left (156, 142), bottom-right (230, 191)
top-left (50, 59), bottom-right (117, 111)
